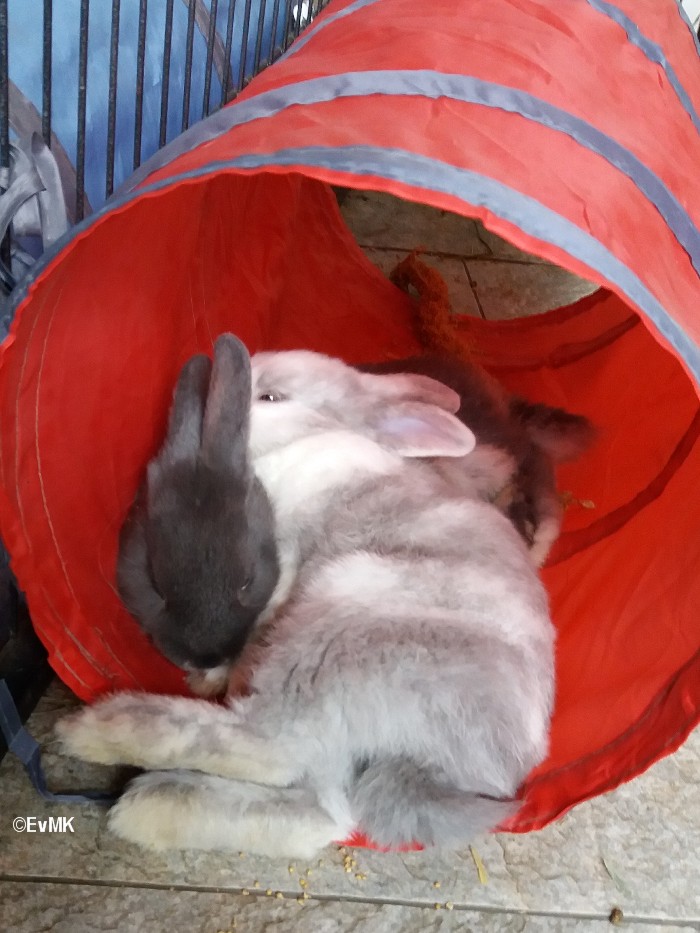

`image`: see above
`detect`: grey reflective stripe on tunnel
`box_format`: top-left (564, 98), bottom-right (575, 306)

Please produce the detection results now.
top-left (115, 69), bottom-right (700, 278)
top-left (583, 0), bottom-right (700, 131)
top-left (6, 144), bottom-right (700, 388)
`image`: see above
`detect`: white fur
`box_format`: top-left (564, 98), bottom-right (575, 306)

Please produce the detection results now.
top-left (57, 692), bottom-right (302, 786)
top-left (186, 664), bottom-right (231, 697)
top-left (109, 770), bottom-right (348, 858)
top-left (253, 430), bottom-right (399, 519)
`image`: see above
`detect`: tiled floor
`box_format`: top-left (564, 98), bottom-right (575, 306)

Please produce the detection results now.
top-left (1, 191), bottom-right (697, 932)
top-left (337, 190), bottom-right (597, 319)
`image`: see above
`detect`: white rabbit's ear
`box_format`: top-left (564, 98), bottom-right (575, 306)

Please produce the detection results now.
top-left (360, 372), bottom-right (461, 413)
top-left (373, 401), bottom-right (476, 458)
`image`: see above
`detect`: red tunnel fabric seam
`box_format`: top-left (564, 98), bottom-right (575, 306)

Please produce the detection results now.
top-left (459, 313), bottom-right (641, 372)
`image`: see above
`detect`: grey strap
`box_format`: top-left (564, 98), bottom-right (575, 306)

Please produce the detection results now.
top-left (0, 679), bottom-right (116, 805)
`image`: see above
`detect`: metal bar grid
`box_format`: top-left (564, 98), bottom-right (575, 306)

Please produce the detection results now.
top-left (237, 0), bottom-right (254, 93)
top-left (0, 0), bottom-right (334, 230)
top-left (292, 0), bottom-right (304, 39)
top-left (42, 0), bottom-right (52, 146)
top-left (221, 0), bottom-right (237, 105)
top-left (0, 0), bottom-right (9, 272)
top-left (159, 0), bottom-right (175, 148)
top-left (105, 0), bottom-right (121, 198)
top-left (181, 0), bottom-right (197, 131)
top-left (75, 0), bottom-right (90, 221)
top-left (133, 0), bottom-right (148, 170)
top-left (268, 0), bottom-right (282, 67)
top-left (0, 0), bottom-right (7, 174)
top-left (202, 0), bottom-right (219, 117)
top-left (251, 0), bottom-right (268, 75)
top-left (281, 0), bottom-right (294, 53)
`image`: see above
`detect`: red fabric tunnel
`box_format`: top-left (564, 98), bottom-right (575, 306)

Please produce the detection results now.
top-left (0, 0), bottom-right (699, 841)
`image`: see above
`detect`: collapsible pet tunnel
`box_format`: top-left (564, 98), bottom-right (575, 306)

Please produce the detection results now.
top-left (1, 0), bottom-right (699, 842)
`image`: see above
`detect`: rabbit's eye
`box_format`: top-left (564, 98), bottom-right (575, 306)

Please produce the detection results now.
top-left (258, 392), bottom-right (286, 402)
top-left (146, 558), bottom-right (165, 601)
top-left (237, 576), bottom-right (253, 603)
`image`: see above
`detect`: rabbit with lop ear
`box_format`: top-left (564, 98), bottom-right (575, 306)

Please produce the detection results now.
top-left (116, 335), bottom-right (280, 694)
top-left (359, 355), bottom-right (595, 566)
top-left (58, 346), bottom-right (555, 858)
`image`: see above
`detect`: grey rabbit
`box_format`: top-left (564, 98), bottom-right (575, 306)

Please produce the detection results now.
top-left (116, 335), bottom-right (280, 690)
top-left (59, 345), bottom-right (555, 858)
top-left (359, 355), bottom-right (595, 565)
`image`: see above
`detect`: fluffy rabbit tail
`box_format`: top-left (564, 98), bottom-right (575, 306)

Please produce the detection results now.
top-left (350, 758), bottom-right (518, 849)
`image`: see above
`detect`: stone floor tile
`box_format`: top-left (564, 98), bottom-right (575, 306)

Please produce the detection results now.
top-left (1, 683), bottom-right (698, 927)
top-left (337, 189), bottom-right (595, 317)
top-left (473, 220), bottom-right (551, 264)
top-left (339, 190), bottom-right (489, 256)
top-left (2, 881), bottom-right (695, 933)
top-left (361, 247), bottom-right (482, 316)
top-left (465, 258), bottom-right (597, 318)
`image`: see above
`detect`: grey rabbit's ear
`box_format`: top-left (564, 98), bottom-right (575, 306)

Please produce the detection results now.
top-left (360, 371), bottom-right (461, 413)
top-left (509, 398), bottom-right (597, 463)
top-left (162, 353), bottom-right (212, 462)
top-left (372, 400), bottom-right (476, 458)
top-left (201, 333), bottom-right (252, 470)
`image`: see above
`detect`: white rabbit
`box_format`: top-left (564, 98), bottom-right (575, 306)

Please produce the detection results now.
top-left (57, 346), bottom-right (555, 858)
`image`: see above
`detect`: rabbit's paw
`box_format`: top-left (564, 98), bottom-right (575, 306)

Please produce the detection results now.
top-left (186, 664), bottom-right (231, 697)
top-left (108, 770), bottom-right (342, 858)
top-left (56, 692), bottom-right (177, 766)
top-left (108, 772), bottom-right (201, 851)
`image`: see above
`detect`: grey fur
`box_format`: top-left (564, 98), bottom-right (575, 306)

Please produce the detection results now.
top-left (59, 347), bottom-right (555, 856)
top-left (351, 757), bottom-right (518, 847)
top-left (116, 334), bottom-right (280, 674)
